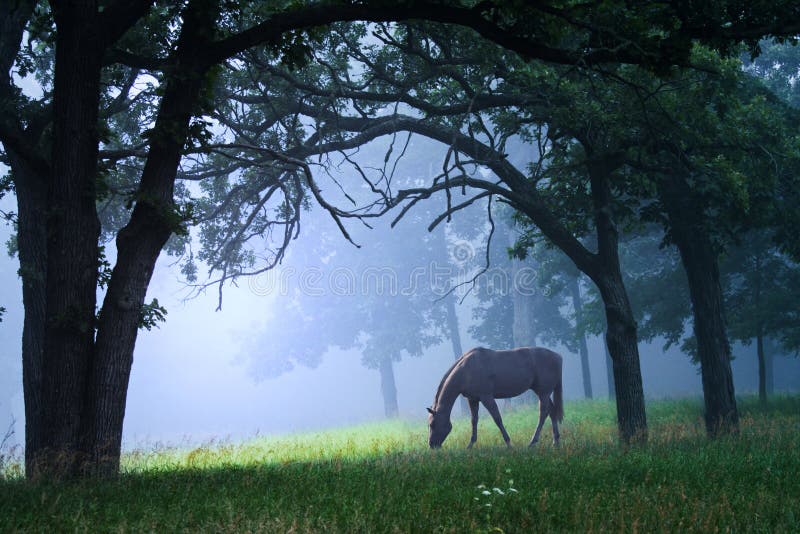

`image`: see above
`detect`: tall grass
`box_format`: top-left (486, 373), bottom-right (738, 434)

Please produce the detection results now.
top-left (2, 396), bottom-right (798, 532)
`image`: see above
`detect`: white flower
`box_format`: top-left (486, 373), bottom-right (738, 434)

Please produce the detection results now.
top-left (493, 487), bottom-right (505, 495)
top-left (508, 488), bottom-right (519, 493)
top-left (476, 484), bottom-right (486, 489)
top-left (481, 490), bottom-right (491, 496)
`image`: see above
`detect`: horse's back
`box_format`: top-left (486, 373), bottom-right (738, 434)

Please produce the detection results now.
top-left (460, 347), bottom-right (561, 398)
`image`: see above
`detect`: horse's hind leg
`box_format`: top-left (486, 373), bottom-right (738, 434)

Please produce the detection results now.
top-left (549, 398), bottom-right (560, 447)
top-left (480, 396), bottom-right (511, 447)
top-left (528, 393), bottom-right (550, 447)
top-left (467, 397), bottom-right (480, 449)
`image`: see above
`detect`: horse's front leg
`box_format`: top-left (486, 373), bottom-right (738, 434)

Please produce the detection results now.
top-left (467, 397), bottom-right (479, 449)
top-left (480, 396), bottom-right (511, 447)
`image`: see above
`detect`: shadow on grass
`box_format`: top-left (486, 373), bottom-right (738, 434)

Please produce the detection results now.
top-left (1, 396), bottom-right (799, 532)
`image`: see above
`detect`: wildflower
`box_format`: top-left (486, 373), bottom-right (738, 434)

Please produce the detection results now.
top-left (493, 487), bottom-right (505, 495)
top-left (482, 490), bottom-right (491, 496)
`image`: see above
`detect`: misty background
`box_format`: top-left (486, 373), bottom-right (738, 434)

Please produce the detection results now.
top-left (1, 133), bottom-right (799, 450)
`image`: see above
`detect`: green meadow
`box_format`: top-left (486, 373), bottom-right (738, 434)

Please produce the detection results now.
top-left (1, 396), bottom-right (799, 532)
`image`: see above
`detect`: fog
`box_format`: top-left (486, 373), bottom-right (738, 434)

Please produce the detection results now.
top-left (1, 135), bottom-right (799, 453)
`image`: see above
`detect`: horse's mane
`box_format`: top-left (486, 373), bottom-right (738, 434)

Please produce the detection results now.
top-left (433, 354), bottom-right (465, 410)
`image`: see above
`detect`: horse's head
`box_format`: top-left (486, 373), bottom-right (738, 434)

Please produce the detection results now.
top-left (427, 407), bottom-right (452, 449)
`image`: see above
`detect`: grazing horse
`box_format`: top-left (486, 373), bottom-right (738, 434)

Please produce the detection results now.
top-left (427, 347), bottom-right (563, 449)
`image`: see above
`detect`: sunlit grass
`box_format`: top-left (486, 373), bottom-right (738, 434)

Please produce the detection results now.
top-left (2, 396), bottom-right (799, 532)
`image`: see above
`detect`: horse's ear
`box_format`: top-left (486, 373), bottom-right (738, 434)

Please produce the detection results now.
top-left (427, 407), bottom-right (435, 415)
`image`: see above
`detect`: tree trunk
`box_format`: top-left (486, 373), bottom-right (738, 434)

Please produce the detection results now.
top-left (568, 276), bottom-right (593, 398)
top-left (753, 255), bottom-right (766, 404)
top-left (765, 338), bottom-right (775, 395)
top-left (511, 262), bottom-right (536, 348)
top-left (659, 176), bottom-right (738, 436)
top-left (445, 294), bottom-right (468, 416)
top-left (82, 0), bottom-right (220, 476)
top-left (39, 2), bottom-right (103, 477)
top-left (509, 260), bottom-right (538, 406)
top-left (588, 160), bottom-right (647, 444)
top-left (757, 333), bottom-right (766, 404)
top-left (595, 276), bottom-right (647, 444)
top-left (8, 154), bottom-right (48, 477)
top-left (378, 356), bottom-right (399, 418)
top-left (604, 335), bottom-right (616, 399)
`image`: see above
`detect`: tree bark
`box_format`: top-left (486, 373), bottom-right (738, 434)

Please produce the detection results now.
top-left (7, 153), bottom-right (48, 477)
top-left (82, 0), bottom-right (220, 476)
top-left (586, 159), bottom-right (647, 444)
top-left (757, 333), bottom-right (766, 404)
top-left (39, 1), bottom-right (104, 477)
top-left (765, 338), bottom-right (775, 395)
top-left (604, 334), bottom-right (616, 399)
top-left (378, 356), bottom-right (399, 418)
top-left (659, 175), bottom-right (739, 436)
top-left (569, 276), bottom-right (593, 398)
top-left (445, 294), bottom-right (468, 416)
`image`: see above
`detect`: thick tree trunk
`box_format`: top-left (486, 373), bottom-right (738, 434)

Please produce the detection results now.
top-left (588, 160), bottom-right (647, 444)
top-left (445, 294), bottom-right (468, 416)
top-left (660, 176), bottom-right (739, 436)
top-left (378, 356), bottom-right (399, 418)
top-left (8, 155), bottom-right (48, 477)
top-left (604, 335), bottom-right (615, 399)
top-left (82, 1), bottom-right (220, 476)
top-left (569, 276), bottom-right (593, 398)
top-left (39, 2), bottom-right (103, 477)
top-left (595, 275), bottom-right (647, 443)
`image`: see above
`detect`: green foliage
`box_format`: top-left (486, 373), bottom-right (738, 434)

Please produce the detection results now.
top-left (1, 397), bottom-right (799, 531)
top-left (138, 298), bottom-right (168, 331)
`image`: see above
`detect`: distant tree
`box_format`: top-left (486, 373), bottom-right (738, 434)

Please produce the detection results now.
top-left (238, 138), bottom-right (485, 418)
top-left (722, 233), bottom-right (800, 403)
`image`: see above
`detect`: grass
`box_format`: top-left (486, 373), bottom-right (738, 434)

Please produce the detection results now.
top-left (1, 396), bottom-right (799, 532)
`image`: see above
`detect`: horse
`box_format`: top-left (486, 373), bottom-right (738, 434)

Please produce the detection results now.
top-left (427, 346), bottom-right (563, 449)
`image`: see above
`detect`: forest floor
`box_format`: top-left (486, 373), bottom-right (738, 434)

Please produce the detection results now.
top-left (1, 396), bottom-right (798, 532)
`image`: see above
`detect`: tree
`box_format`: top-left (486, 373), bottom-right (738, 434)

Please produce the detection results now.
top-left (3, 0), bottom-right (800, 478)
top-left (247, 23), bottom-right (800, 439)
top-left (723, 233), bottom-right (800, 403)
top-left (236, 138), bottom-right (482, 418)
top-left (228, 23), bottom-right (652, 442)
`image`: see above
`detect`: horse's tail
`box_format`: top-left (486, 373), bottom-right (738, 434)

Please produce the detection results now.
top-left (552, 377), bottom-right (564, 423)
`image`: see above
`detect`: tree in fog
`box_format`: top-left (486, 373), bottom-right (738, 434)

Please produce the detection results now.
top-left (3, 0), bottom-right (800, 477)
top-left (235, 139), bottom-right (488, 418)
top-left (255, 23), bottom-right (800, 439)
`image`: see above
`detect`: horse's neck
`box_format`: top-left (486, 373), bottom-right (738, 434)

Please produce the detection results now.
top-left (436, 374), bottom-right (462, 419)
